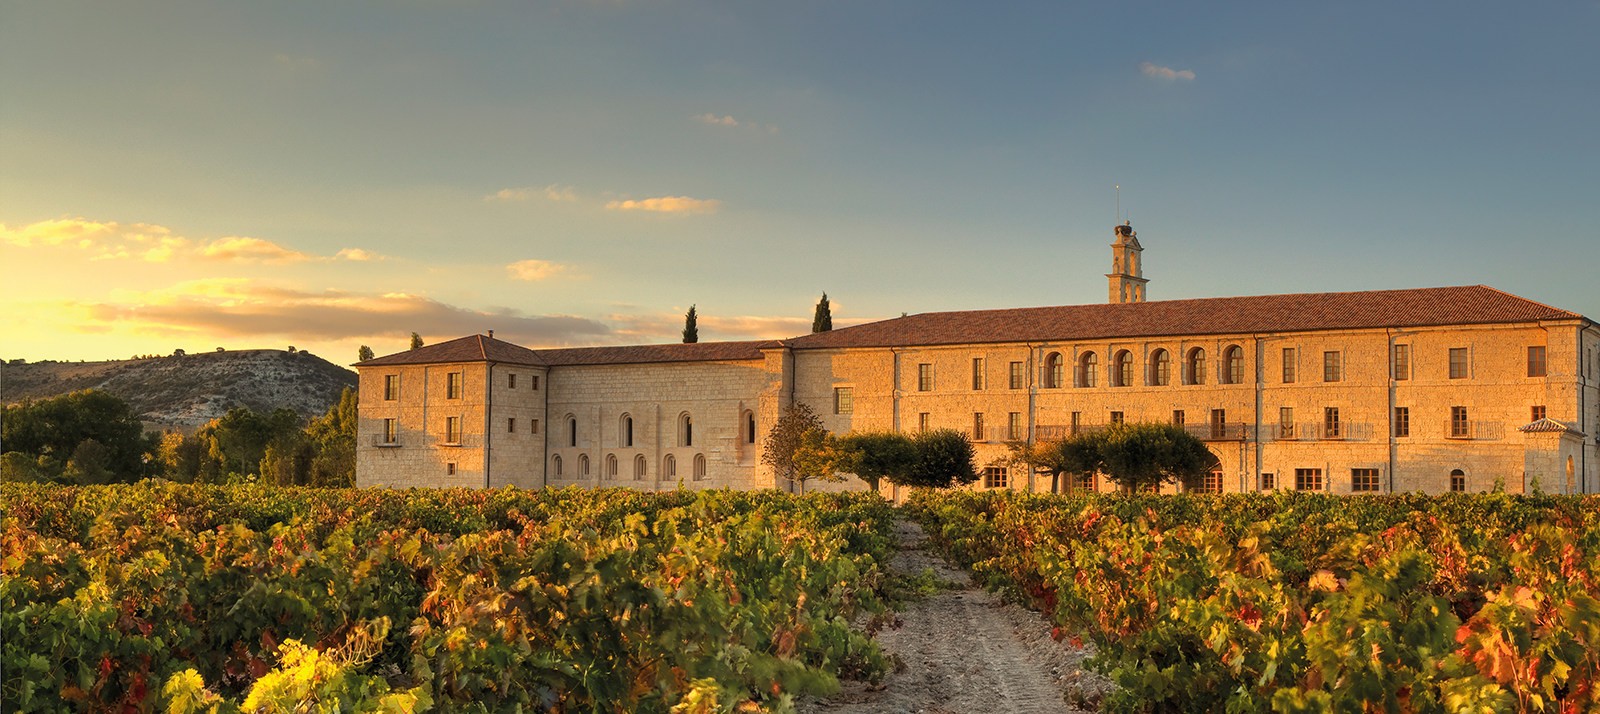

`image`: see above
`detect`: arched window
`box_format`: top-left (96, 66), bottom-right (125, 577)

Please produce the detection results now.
top-left (1112, 350), bottom-right (1133, 387)
top-left (606, 453), bottom-right (618, 479)
top-left (1044, 352), bottom-right (1064, 389)
top-left (1150, 349), bottom-right (1171, 386)
top-left (679, 413), bottom-right (694, 447)
top-left (620, 414), bottom-right (634, 447)
top-left (1449, 468), bottom-right (1465, 492)
top-left (1222, 345), bottom-right (1244, 385)
top-left (567, 416), bottom-right (578, 447)
top-left (578, 454), bottom-right (590, 477)
top-left (745, 411), bottom-right (757, 444)
top-left (693, 453), bottom-right (707, 481)
top-left (635, 454), bottom-right (647, 480)
top-left (664, 454), bottom-right (677, 478)
top-left (1076, 352), bottom-right (1098, 388)
top-left (552, 455), bottom-right (563, 477)
top-left (1185, 348), bottom-right (1207, 385)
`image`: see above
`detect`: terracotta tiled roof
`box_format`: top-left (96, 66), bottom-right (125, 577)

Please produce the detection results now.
top-left (786, 286), bottom-right (1584, 350)
top-left (357, 334), bottom-right (548, 367)
top-left (536, 340), bottom-right (781, 366)
top-left (1517, 418), bottom-right (1583, 435)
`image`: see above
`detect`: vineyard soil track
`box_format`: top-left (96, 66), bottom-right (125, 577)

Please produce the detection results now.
top-left (800, 519), bottom-right (1112, 714)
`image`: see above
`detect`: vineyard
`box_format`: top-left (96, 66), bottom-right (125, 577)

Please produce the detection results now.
top-left (908, 490), bottom-right (1600, 712)
top-left (1, 484), bottom-right (897, 712)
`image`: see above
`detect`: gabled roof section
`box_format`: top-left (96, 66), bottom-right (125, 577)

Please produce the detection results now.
top-left (1517, 418), bottom-right (1583, 435)
top-left (786, 286), bottom-right (1583, 350)
top-left (536, 340), bottom-right (781, 367)
top-left (357, 334), bottom-right (548, 368)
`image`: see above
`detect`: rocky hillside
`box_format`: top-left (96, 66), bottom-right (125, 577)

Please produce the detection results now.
top-left (2, 349), bottom-right (358, 431)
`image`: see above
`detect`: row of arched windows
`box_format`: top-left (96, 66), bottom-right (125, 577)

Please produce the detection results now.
top-left (549, 453), bottom-right (708, 480)
top-left (1042, 346), bottom-right (1247, 388)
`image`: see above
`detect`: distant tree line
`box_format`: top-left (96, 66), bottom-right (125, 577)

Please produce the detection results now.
top-left (1, 388), bottom-right (357, 487)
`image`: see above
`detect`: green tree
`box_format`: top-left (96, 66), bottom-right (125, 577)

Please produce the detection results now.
top-left (1094, 422), bottom-right (1218, 492)
top-left (761, 402), bottom-right (822, 492)
top-left (303, 386), bottom-right (357, 487)
top-left (0, 452), bottom-right (54, 483)
top-left (812, 293), bottom-right (833, 333)
top-left (358, 345), bottom-right (375, 362)
top-left (682, 305), bottom-right (699, 344)
top-left (62, 439), bottom-right (116, 485)
top-left (1, 389), bottom-right (154, 482)
top-left (790, 428), bottom-right (851, 494)
top-left (410, 332), bottom-right (424, 350)
top-left (838, 431), bottom-right (914, 491)
top-left (209, 407), bottom-right (304, 477)
top-left (896, 429), bottom-right (979, 489)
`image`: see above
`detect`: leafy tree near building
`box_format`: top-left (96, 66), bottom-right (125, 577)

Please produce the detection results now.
top-left (812, 293), bottom-right (833, 332)
top-left (838, 431), bottom-right (915, 491)
top-left (790, 429), bottom-right (852, 494)
top-left (682, 305), bottom-right (699, 344)
top-left (898, 429), bottom-right (979, 489)
top-left (1063, 422), bottom-right (1216, 492)
top-left (762, 403), bottom-right (823, 492)
top-left (358, 345), bottom-right (375, 362)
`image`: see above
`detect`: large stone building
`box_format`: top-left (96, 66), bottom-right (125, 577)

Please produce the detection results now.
top-left (356, 225), bottom-right (1599, 495)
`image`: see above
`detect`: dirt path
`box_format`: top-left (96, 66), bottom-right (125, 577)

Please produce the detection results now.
top-left (800, 519), bottom-right (1112, 714)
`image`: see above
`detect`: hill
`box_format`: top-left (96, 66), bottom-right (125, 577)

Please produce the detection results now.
top-left (1, 349), bottom-right (357, 431)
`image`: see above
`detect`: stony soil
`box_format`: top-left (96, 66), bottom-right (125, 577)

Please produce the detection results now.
top-left (800, 519), bottom-right (1114, 714)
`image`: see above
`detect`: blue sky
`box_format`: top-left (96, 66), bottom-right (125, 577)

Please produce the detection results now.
top-left (3, 1), bottom-right (1596, 363)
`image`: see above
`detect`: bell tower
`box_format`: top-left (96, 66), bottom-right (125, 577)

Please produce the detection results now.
top-left (1106, 221), bottom-right (1147, 304)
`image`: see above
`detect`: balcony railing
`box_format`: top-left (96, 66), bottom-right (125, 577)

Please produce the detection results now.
top-left (436, 433), bottom-right (482, 448)
top-left (370, 434), bottom-right (401, 448)
top-left (1183, 423), bottom-right (1249, 441)
top-left (1444, 420), bottom-right (1503, 440)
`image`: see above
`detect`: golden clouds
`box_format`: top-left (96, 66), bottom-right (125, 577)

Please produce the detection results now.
top-left (0, 217), bottom-right (380, 263)
top-left (506, 259), bottom-right (570, 281)
top-left (604, 196), bottom-right (721, 215)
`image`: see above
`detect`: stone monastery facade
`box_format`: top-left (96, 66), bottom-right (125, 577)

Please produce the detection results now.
top-left (356, 225), bottom-right (1599, 496)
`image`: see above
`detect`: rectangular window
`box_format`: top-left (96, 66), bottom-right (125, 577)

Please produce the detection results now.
top-left (1279, 407), bottom-right (1295, 439)
top-left (1109, 411), bottom-right (1124, 425)
top-left (532, 375), bottom-right (540, 390)
top-left (1070, 411), bottom-right (1081, 435)
top-left (382, 418), bottom-right (398, 444)
top-left (445, 416), bottom-right (461, 444)
top-left (1323, 351), bottom-right (1342, 382)
top-left (1351, 468), bottom-right (1381, 492)
top-left (1282, 348), bottom-right (1297, 383)
top-left (918, 413), bottom-right (930, 433)
top-left (1260, 472), bottom-right (1276, 490)
top-left (983, 466), bottom-right (1008, 489)
top-left (972, 413), bottom-right (985, 441)
top-left (1198, 470), bottom-right (1223, 494)
top-left (1009, 361), bottom-right (1025, 389)
top-left (1531, 405), bottom-right (1546, 422)
top-left (834, 387), bottom-right (854, 415)
top-left (1210, 409), bottom-right (1227, 439)
top-left (1394, 407), bottom-right (1410, 437)
top-left (531, 418), bottom-right (539, 434)
top-left (1449, 348), bottom-right (1469, 379)
top-left (507, 417), bottom-right (516, 433)
top-left (1392, 344), bottom-right (1410, 381)
top-left (972, 357), bottom-right (985, 390)
top-left (1008, 412), bottom-right (1023, 441)
top-left (1172, 409), bottom-right (1185, 426)
top-left (1323, 407), bottom-right (1341, 439)
top-left (917, 363), bottom-right (933, 392)
top-left (447, 372), bottom-right (463, 399)
top-left (508, 373), bottom-right (517, 389)
top-left (383, 374), bottom-right (399, 400)
top-left (1527, 346), bottom-right (1546, 377)
top-left (446, 462), bottom-right (456, 476)
top-left (1294, 468), bottom-right (1324, 491)
top-left (1450, 406), bottom-right (1469, 438)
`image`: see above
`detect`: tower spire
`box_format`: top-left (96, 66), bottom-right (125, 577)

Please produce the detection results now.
top-left (1106, 221), bottom-right (1148, 304)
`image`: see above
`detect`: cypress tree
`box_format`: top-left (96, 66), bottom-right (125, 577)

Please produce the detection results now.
top-left (409, 333), bottom-right (423, 350)
top-left (682, 305), bottom-right (699, 343)
top-left (812, 292), bottom-right (833, 332)
top-left (358, 345), bottom-right (375, 362)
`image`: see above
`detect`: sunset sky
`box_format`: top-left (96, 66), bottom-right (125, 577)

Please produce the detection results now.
top-left (3, 2), bottom-right (1597, 365)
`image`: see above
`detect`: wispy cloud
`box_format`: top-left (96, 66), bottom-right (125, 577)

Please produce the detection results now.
top-left (1140, 62), bottom-right (1196, 81)
top-left (694, 113), bottom-right (779, 135)
top-left (485, 184), bottom-right (578, 203)
top-left (1, 216), bottom-right (380, 263)
top-left (604, 196), bottom-right (722, 215)
top-left (75, 279), bottom-right (615, 346)
top-left (506, 259), bottom-right (571, 281)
